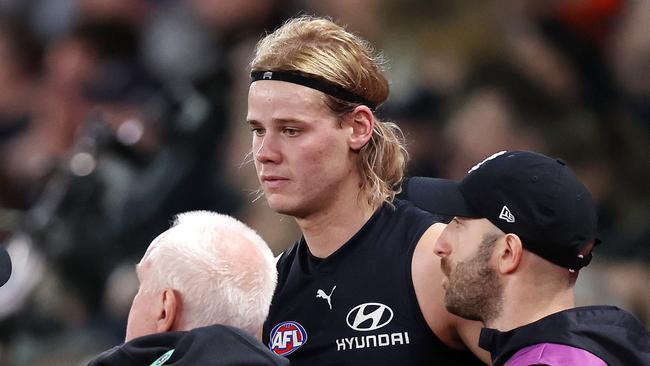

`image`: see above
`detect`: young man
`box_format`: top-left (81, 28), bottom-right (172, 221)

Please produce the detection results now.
top-left (88, 211), bottom-right (288, 366)
top-left (408, 150), bottom-right (650, 366)
top-left (247, 16), bottom-right (486, 365)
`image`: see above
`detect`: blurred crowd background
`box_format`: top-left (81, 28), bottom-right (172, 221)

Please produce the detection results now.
top-left (0, 0), bottom-right (648, 364)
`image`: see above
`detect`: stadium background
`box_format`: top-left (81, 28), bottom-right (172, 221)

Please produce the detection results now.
top-left (0, 0), bottom-right (648, 364)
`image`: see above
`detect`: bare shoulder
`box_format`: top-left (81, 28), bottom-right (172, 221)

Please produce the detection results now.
top-left (411, 223), bottom-right (490, 362)
top-left (411, 223), bottom-right (459, 347)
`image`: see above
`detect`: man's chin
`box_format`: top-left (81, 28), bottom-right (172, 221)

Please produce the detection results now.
top-left (265, 196), bottom-right (317, 220)
top-left (266, 199), bottom-right (298, 217)
top-left (444, 300), bottom-right (482, 322)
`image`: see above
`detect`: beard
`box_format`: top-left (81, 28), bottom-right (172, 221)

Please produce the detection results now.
top-left (441, 235), bottom-right (503, 323)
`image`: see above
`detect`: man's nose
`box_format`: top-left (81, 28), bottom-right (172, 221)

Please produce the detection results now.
top-left (254, 135), bottom-right (281, 164)
top-left (434, 230), bottom-right (452, 258)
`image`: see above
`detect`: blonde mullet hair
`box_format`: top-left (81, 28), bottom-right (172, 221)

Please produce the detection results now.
top-left (251, 16), bottom-right (408, 207)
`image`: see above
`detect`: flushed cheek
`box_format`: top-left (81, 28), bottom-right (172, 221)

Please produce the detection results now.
top-left (293, 151), bottom-right (344, 191)
top-left (303, 137), bottom-right (348, 171)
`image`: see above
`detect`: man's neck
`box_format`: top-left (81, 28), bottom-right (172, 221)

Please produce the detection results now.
top-left (485, 284), bottom-right (576, 331)
top-left (296, 193), bottom-right (378, 259)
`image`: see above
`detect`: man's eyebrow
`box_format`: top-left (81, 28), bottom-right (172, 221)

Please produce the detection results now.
top-left (247, 117), bottom-right (308, 125)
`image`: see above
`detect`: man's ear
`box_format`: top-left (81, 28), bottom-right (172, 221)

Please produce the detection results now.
top-left (497, 234), bottom-right (524, 274)
top-left (346, 105), bottom-right (375, 151)
top-left (156, 288), bottom-right (180, 333)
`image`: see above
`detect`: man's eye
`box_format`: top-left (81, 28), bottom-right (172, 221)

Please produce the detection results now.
top-left (251, 128), bottom-right (265, 136)
top-left (283, 128), bottom-right (299, 136)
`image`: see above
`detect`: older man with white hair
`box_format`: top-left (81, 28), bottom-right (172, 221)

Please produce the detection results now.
top-left (88, 211), bottom-right (288, 366)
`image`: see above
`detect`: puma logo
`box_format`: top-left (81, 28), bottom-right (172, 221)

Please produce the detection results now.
top-left (316, 285), bottom-right (337, 310)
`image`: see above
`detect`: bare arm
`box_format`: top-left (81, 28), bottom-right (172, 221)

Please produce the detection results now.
top-left (412, 223), bottom-right (491, 364)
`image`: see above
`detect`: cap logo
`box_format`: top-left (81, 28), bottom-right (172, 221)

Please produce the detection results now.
top-left (468, 150), bottom-right (507, 173)
top-left (263, 71), bottom-right (273, 80)
top-left (499, 206), bottom-right (515, 223)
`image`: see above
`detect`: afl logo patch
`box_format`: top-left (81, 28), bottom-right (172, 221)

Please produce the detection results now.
top-left (269, 321), bottom-right (308, 356)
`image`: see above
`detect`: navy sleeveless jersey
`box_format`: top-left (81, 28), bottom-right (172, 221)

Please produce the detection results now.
top-left (262, 199), bottom-right (483, 365)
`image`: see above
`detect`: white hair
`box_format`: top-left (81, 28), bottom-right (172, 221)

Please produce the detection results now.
top-left (143, 211), bottom-right (277, 336)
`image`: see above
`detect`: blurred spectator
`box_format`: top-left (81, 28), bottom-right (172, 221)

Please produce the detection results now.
top-left (0, 19), bottom-right (43, 210)
top-left (608, 0), bottom-right (650, 130)
top-left (0, 14), bottom-right (245, 366)
top-left (439, 60), bottom-right (557, 180)
top-left (382, 86), bottom-right (448, 179)
top-left (78, 0), bottom-right (152, 27)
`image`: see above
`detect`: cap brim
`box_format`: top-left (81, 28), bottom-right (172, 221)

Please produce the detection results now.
top-left (0, 246), bottom-right (11, 287)
top-left (406, 177), bottom-right (477, 217)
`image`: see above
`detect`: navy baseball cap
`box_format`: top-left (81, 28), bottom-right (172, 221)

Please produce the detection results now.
top-left (0, 246), bottom-right (11, 287)
top-left (407, 150), bottom-right (600, 271)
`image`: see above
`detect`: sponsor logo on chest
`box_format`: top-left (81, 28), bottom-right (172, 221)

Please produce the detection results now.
top-left (336, 302), bottom-right (410, 351)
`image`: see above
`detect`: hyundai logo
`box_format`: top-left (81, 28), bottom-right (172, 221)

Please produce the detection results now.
top-left (346, 303), bottom-right (394, 332)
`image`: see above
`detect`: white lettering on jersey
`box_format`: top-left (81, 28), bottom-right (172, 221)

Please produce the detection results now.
top-left (271, 330), bottom-right (303, 349)
top-left (335, 332), bottom-right (410, 351)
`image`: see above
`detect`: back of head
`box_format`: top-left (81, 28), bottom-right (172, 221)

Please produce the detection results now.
top-left (520, 246), bottom-right (580, 291)
top-left (146, 211), bottom-right (276, 336)
top-left (251, 16), bottom-right (408, 207)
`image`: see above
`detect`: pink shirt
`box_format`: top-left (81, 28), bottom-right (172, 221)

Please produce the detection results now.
top-left (507, 343), bottom-right (607, 366)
